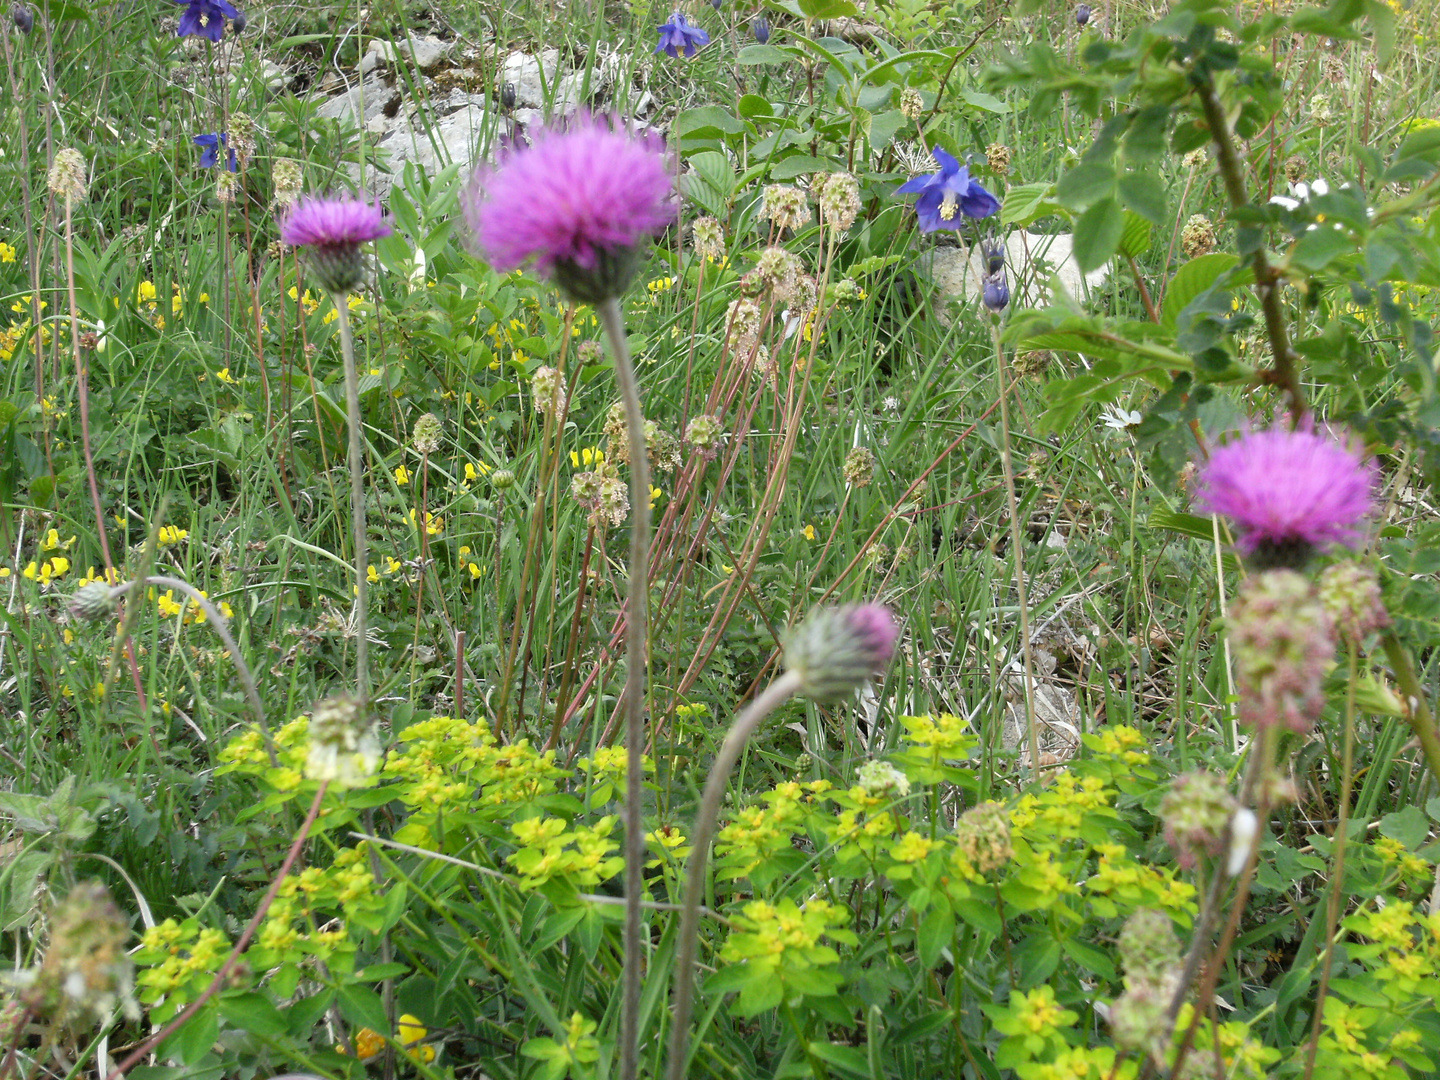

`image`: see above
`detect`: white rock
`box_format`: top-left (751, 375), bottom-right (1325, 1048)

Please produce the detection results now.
top-left (501, 49), bottom-right (560, 109)
top-left (364, 35), bottom-right (454, 74)
top-left (924, 230), bottom-right (1111, 311)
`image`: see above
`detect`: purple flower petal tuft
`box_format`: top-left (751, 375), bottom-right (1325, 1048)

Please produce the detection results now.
top-left (1194, 422), bottom-right (1376, 559)
top-left (280, 197), bottom-right (391, 249)
top-left (462, 114), bottom-right (674, 295)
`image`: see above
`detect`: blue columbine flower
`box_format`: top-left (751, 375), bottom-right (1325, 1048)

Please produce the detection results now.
top-left (894, 146), bottom-right (1001, 233)
top-left (655, 11), bottom-right (710, 58)
top-left (982, 271), bottom-right (1009, 312)
top-left (751, 15), bottom-right (770, 42)
top-left (193, 133), bottom-right (238, 172)
top-left (174, 0), bottom-right (241, 42)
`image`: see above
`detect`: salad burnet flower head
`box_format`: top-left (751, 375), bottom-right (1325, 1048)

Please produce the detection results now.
top-left (463, 114), bottom-right (673, 304)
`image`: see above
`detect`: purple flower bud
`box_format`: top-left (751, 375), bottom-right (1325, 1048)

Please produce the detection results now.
top-left (1076, 3), bottom-right (1091, 25)
top-left (982, 239), bottom-right (1005, 276)
top-left (500, 81), bottom-right (516, 109)
top-left (231, 9), bottom-right (245, 32)
top-left (751, 15), bottom-right (770, 43)
top-left (13, 4), bottom-right (33, 32)
top-left (784, 603), bottom-right (898, 701)
top-left (982, 272), bottom-right (1009, 312)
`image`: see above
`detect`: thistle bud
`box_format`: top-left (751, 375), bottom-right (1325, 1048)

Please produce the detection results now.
top-left (491, 468), bottom-right (516, 490)
top-left (411, 412), bottom-right (443, 455)
top-left (783, 603), bottom-right (897, 701)
top-left (68, 581), bottom-right (120, 623)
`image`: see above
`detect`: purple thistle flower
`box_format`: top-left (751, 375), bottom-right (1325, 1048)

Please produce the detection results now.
top-left (462, 114), bottom-right (674, 304)
top-left (784, 603), bottom-right (899, 701)
top-left (895, 146), bottom-right (1001, 232)
top-left (655, 11), bottom-right (710, 58)
top-left (173, 0), bottom-right (240, 42)
top-left (193, 133), bottom-right (237, 173)
top-left (280, 196), bottom-right (391, 294)
top-left (1193, 422), bottom-right (1376, 567)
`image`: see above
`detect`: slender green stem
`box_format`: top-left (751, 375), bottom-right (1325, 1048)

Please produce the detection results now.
top-left (597, 296), bottom-right (651, 1080)
top-left (987, 319), bottom-right (1041, 778)
top-left (666, 670), bottom-right (803, 1080)
top-left (335, 303), bottom-right (369, 705)
top-left (1379, 631), bottom-right (1440, 783)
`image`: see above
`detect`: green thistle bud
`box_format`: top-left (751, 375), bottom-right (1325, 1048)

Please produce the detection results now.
top-left (68, 581), bottom-right (120, 622)
top-left (783, 603), bottom-right (898, 701)
top-left (491, 468), bottom-right (516, 490)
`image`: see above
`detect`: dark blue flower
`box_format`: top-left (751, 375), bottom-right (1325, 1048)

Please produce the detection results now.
top-left (655, 11), bottom-right (710, 58)
top-left (174, 0), bottom-right (240, 42)
top-left (981, 238), bottom-right (1005, 275)
top-left (751, 15), bottom-right (770, 42)
top-left (1075, 3), bottom-right (1091, 25)
top-left (194, 132), bottom-right (238, 172)
top-left (982, 271), bottom-right (1009, 312)
top-left (894, 146), bottom-right (1000, 232)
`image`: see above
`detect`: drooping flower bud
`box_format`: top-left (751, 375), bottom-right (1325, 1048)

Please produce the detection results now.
top-left (751, 15), bottom-right (769, 43)
top-left (68, 581), bottom-right (120, 623)
top-left (783, 603), bottom-right (898, 701)
top-left (13, 4), bottom-right (34, 32)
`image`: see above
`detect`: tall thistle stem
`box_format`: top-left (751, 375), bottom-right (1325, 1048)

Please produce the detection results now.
top-left (335, 303), bottom-right (370, 704)
top-left (597, 296), bottom-right (651, 1080)
top-left (666, 671), bottom-right (803, 1080)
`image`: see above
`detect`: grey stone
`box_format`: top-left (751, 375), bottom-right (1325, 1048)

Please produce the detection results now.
top-left (365, 34), bottom-right (454, 75)
top-left (315, 75), bottom-right (399, 125)
top-left (367, 103), bottom-right (492, 199)
top-left (923, 230), bottom-right (1110, 313)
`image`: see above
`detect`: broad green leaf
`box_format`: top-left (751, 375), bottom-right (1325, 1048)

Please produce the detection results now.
top-left (1160, 253), bottom-right (1242, 332)
top-left (1290, 223), bottom-right (1353, 272)
top-left (1117, 170), bottom-right (1166, 224)
top-left (960, 89), bottom-right (1010, 114)
top-left (218, 993), bottom-right (289, 1039)
top-left (1118, 210), bottom-right (1151, 258)
top-left (1072, 197), bottom-right (1125, 273)
top-left (807, 1041), bottom-right (871, 1077)
top-left (674, 106), bottom-right (747, 139)
top-left (917, 905), bottom-right (955, 968)
top-left (1380, 805), bottom-right (1429, 850)
top-left (1001, 182), bottom-right (1058, 228)
top-left (1055, 161), bottom-right (1115, 211)
top-left (798, 0), bottom-right (859, 18)
top-left (769, 154), bottom-right (836, 180)
top-left (737, 44), bottom-right (791, 65)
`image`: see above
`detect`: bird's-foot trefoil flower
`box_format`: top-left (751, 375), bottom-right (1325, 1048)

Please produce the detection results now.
top-left (655, 10), bottom-right (710, 57)
top-left (895, 146), bottom-right (1001, 232)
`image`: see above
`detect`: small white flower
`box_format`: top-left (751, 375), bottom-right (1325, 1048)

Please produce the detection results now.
top-left (1100, 405), bottom-right (1143, 431)
top-left (1227, 807), bottom-right (1258, 877)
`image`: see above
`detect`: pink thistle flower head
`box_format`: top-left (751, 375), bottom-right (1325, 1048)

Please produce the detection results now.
top-left (462, 115), bottom-right (674, 304)
top-left (784, 603), bottom-right (898, 701)
top-left (1193, 422), bottom-right (1376, 568)
top-left (280, 196), bottom-right (391, 293)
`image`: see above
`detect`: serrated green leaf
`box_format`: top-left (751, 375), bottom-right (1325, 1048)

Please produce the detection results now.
top-left (1073, 197), bottom-right (1124, 273)
top-left (1001, 182), bottom-right (1058, 228)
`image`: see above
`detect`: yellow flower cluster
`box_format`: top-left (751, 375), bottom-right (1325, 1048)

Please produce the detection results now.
top-left (718, 896), bottom-right (856, 980)
top-left (508, 815), bottom-right (625, 889)
top-left (23, 556), bottom-right (71, 585)
top-left (134, 918), bottom-right (233, 1017)
top-left (342, 1014), bottom-right (436, 1064)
